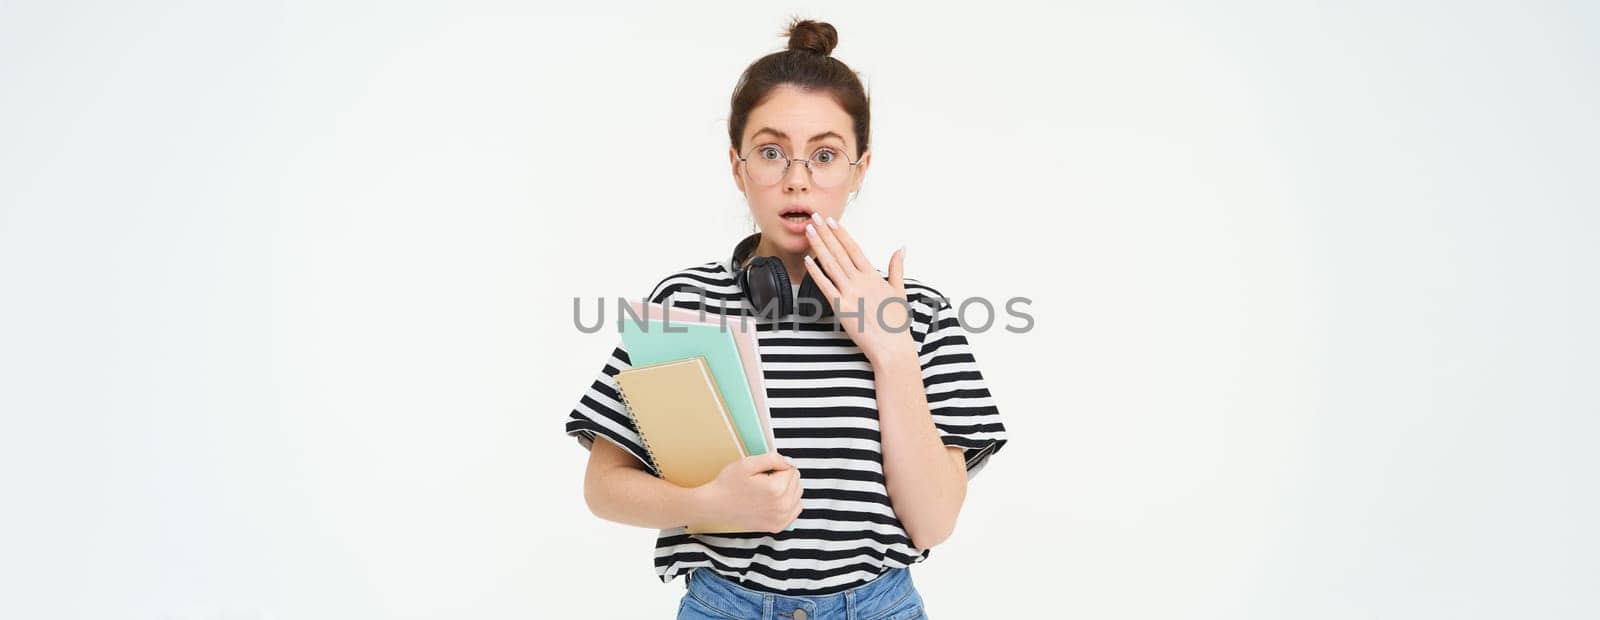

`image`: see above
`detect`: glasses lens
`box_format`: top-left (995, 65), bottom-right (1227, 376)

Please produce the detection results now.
top-left (746, 146), bottom-right (788, 186)
top-left (809, 148), bottom-right (848, 188)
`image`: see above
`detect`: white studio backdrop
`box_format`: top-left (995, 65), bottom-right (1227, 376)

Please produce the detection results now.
top-left (1, 1), bottom-right (1595, 618)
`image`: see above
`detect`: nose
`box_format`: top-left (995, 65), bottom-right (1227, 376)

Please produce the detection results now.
top-left (782, 160), bottom-right (810, 192)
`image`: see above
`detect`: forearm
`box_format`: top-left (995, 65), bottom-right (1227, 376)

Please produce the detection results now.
top-left (873, 349), bottom-right (968, 549)
top-left (585, 463), bottom-right (711, 530)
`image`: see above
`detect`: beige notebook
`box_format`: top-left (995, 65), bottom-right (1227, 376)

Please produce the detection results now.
top-left (613, 356), bottom-right (748, 534)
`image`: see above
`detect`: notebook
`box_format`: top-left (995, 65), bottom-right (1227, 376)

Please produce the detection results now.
top-left (612, 356), bottom-right (747, 534)
top-left (619, 306), bottom-right (770, 457)
top-left (624, 299), bottom-right (775, 452)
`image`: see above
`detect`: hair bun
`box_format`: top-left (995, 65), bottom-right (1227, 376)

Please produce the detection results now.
top-left (785, 18), bottom-right (838, 56)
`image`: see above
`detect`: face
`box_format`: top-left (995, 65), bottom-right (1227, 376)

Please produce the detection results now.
top-left (730, 85), bottom-right (871, 257)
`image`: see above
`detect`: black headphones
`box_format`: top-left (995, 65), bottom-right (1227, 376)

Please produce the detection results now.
top-left (731, 232), bottom-right (834, 320)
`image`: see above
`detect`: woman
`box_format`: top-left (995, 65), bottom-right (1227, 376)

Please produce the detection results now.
top-left (564, 18), bottom-right (1008, 619)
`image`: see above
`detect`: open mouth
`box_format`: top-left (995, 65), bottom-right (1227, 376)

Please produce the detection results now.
top-left (781, 206), bottom-right (814, 222)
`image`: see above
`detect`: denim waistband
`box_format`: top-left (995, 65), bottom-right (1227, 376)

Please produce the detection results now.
top-left (683, 566), bottom-right (920, 620)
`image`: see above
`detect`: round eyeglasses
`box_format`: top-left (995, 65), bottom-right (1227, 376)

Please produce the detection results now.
top-left (737, 144), bottom-right (862, 189)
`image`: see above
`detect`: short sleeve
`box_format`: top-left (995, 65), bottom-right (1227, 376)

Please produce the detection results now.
top-left (563, 337), bottom-right (660, 475)
top-left (917, 291), bottom-right (1009, 481)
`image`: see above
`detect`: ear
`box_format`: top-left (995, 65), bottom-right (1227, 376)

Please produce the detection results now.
top-left (729, 146), bottom-right (747, 194)
top-left (849, 149), bottom-right (872, 194)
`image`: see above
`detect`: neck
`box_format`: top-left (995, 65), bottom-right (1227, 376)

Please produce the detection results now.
top-left (752, 233), bottom-right (808, 287)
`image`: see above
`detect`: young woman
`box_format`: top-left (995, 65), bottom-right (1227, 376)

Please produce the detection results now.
top-left (565, 19), bottom-right (1009, 620)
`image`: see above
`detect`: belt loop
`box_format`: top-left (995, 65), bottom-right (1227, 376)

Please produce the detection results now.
top-left (845, 589), bottom-right (857, 620)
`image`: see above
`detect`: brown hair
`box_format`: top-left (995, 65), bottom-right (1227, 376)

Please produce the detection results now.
top-left (728, 18), bottom-right (871, 159)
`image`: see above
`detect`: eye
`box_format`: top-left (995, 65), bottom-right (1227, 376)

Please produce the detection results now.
top-left (813, 148), bottom-right (838, 164)
top-left (759, 146), bottom-right (784, 161)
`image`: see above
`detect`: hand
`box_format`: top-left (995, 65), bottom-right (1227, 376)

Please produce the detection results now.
top-left (696, 451), bottom-right (803, 534)
top-left (801, 212), bottom-right (916, 364)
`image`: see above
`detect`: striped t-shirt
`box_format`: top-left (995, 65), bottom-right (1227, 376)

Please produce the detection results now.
top-left (564, 254), bottom-right (1009, 596)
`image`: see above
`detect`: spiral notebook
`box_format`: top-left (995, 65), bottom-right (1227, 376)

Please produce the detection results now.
top-left (612, 356), bottom-right (748, 534)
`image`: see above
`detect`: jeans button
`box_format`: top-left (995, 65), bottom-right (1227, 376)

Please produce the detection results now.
top-left (793, 610), bottom-right (807, 620)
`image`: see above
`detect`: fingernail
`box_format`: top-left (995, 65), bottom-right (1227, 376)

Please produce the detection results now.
top-left (803, 255), bottom-right (813, 263)
top-left (826, 216), bottom-right (838, 229)
top-left (811, 212), bottom-right (823, 223)
top-left (805, 223), bottom-right (816, 236)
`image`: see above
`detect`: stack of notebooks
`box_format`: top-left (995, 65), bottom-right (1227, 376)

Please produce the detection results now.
top-left (614, 300), bottom-right (791, 534)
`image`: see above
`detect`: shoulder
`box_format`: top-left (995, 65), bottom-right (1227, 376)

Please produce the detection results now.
top-left (893, 274), bottom-right (960, 350)
top-left (900, 275), bottom-right (950, 311)
top-left (644, 260), bottom-right (737, 304)
top-left (881, 271), bottom-right (955, 333)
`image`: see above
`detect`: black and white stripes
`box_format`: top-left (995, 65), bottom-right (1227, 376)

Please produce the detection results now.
top-left (564, 257), bottom-right (1008, 596)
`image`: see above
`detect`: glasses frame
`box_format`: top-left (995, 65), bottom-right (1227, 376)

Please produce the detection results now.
top-left (736, 143), bottom-right (864, 189)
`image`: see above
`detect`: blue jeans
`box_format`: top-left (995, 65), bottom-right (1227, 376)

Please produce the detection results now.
top-left (677, 566), bottom-right (928, 620)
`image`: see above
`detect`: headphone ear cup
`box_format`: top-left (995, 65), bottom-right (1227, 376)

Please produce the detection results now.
top-left (742, 256), bottom-right (794, 317)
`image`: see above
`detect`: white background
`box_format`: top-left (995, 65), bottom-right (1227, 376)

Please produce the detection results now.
top-left (2, 1), bottom-right (1596, 618)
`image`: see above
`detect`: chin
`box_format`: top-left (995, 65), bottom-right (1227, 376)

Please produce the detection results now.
top-left (758, 228), bottom-right (806, 253)
top-left (775, 238), bottom-right (808, 255)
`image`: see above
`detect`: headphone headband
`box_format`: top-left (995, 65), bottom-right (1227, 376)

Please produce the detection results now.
top-left (730, 232), bottom-right (762, 272)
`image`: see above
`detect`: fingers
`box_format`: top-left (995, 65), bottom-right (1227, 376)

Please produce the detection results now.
top-left (784, 469), bottom-right (803, 507)
top-left (823, 215), bottom-right (873, 274)
top-left (768, 466), bottom-right (798, 501)
top-left (801, 255), bottom-right (840, 307)
top-left (748, 450), bottom-right (791, 474)
top-left (816, 214), bottom-right (858, 275)
top-left (786, 472), bottom-right (804, 514)
top-left (780, 466), bottom-right (800, 497)
top-left (806, 213), bottom-right (856, 278)
top-left (769, 470), bottom-right (805, 533)
top-left (804, 220), bottom-right (851, 284)
top-left (888, 246), bottom-right (905, 293)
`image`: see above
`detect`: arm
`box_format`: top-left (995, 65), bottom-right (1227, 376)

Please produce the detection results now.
top-left (873, 349), bottom-right (969, 550)
top-left (792, 213), bottom-right (971, 550)
top-left (583, 437), bottom-right (804, 532)
top-left (583, 437), bottom-right (713, 529)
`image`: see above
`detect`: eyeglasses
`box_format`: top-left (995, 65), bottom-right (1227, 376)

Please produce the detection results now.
top-left (737, 144), bottom-right (862, 189)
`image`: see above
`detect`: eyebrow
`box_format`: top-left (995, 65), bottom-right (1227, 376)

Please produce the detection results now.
top-left (751, 127), bottom-right (846, 145)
